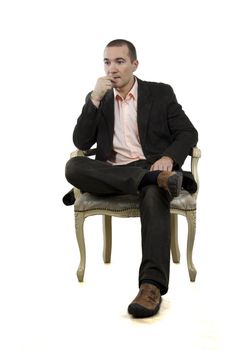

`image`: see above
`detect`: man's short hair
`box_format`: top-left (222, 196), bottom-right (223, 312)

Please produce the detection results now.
top-left (106, 39), bottom-right (137, 62)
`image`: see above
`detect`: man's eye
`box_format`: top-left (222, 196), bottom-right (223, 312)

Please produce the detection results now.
top-left (117, 60), bottom-right (124, 64)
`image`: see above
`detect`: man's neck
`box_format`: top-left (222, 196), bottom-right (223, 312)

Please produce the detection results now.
top-left (116, 76), bottom-right (135, 99)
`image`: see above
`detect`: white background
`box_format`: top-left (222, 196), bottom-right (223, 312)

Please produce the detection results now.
top-left (0, 0), bottom-right (232, 349)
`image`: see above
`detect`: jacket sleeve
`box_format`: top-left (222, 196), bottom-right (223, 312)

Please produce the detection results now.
top-left (73, 92), bottom-right (100, 150)
top-left (162, 86), bottom-right (198, 167)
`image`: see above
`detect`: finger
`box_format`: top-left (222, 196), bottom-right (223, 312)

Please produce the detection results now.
top-left (167, 160), bottom-right (173, 171)
top-left (150, 164), bottom-right (156, 171)
top-left (107, 80), bottom-right (113, 86)
top-left (105, 75), bottom-right (114, 82)
top-left (158, 164), bottom-right (163, 171)
top-left (167, 165), bottom-right (173, 171)
top-left (105, 79), bottom-right (113, 87)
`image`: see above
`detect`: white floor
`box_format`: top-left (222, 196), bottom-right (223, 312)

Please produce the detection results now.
top-left (1, 194), bottom-right (229, 350)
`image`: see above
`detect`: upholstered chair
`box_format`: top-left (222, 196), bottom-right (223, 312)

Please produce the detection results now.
top-left (70, 147), bottom-right (201, 283)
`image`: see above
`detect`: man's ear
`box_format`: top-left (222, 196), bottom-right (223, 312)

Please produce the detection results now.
top-left (133, 60), bottom-right (139, 72)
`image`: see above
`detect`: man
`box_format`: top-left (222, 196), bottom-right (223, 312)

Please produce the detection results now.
top-left (64, 39), bottom-right (198, 318)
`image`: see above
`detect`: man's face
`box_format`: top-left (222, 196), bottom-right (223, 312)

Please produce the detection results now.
top-left (103, 45), bottom-right (138, 91)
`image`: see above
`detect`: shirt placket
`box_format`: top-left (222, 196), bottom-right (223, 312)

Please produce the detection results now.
top-left (121, 99), bottom-right (132, 156)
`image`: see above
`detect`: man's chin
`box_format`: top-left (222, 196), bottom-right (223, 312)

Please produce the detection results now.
top-left (112, 81), bottom-right (122, 89)
top-left (111, 78), bottom-right (121, 86)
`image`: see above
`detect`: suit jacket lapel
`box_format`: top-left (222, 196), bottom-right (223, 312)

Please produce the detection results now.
top-left (101, 90), bottom-right (114, 142)
top-left (137, 79), bottom-right (152, 148)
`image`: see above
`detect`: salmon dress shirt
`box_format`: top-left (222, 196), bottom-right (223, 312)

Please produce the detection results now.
top-left (108, 78), bottom-right (146, 165)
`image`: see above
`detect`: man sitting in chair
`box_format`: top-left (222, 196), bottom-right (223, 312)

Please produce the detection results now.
top-left (64, 39), bottom-right (198, 318)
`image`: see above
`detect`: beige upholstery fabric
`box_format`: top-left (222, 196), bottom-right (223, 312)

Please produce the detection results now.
top-left (75, 190), bottom-right (196, 212)
top-left (170, 190), bottom-right (196, 211)
top-left (75, 193), bottom-right (139, 212)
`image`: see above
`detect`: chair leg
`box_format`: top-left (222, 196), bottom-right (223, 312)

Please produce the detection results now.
top-left (75, 211), bottom-right (86, 282)
top-left (170, 213), bottom-right (180, 263)
top-left (102, 215), bottom-right (112, 263)
top-left (186, 210), bottom-right (197, 282)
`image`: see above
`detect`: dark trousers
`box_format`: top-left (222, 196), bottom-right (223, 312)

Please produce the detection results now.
top-left (65, 157), bottom-right (171, 295)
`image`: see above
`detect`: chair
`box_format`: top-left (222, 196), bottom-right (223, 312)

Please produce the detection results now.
top-left (71, 147), bottom-right (201, 283)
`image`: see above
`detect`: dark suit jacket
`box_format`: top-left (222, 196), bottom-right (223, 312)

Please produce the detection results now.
top-left (73, 78), bottom-right (198, 192)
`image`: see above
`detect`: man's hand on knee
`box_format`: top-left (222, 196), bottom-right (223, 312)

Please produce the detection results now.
top-left (150, 156), bottom-right (173, 172)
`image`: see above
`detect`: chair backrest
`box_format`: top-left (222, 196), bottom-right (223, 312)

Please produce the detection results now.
top-left (191, 147), bottom-right (201, 199)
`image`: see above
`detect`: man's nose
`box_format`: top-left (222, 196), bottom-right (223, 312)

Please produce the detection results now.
top-left (108, 62), bottom-right (118, 74)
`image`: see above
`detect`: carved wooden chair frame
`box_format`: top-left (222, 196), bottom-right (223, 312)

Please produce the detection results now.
top-left (71, 147), bottom-right (201, 283)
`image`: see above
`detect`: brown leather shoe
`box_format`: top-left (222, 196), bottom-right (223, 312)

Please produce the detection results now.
top-left (157, 171), bottom-right (183, 198)
top-left (128, 283), bottom-right (162, 318)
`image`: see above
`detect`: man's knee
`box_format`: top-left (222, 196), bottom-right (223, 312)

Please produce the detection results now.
top-left (65, 157), bottom-right (84, 183)
top-left (141, 184), bottom-right (162, 196)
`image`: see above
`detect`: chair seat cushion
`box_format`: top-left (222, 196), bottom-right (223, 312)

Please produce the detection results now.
top-left (75, 190), bottom-right (196, 212)
top-left (171, 190), bottom-right (196, 210)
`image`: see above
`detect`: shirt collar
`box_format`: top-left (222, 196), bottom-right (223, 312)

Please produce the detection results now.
top-left (113, 77), bottom-right (138, 101)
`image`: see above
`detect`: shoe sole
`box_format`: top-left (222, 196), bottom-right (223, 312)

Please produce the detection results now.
top-left (128, 297), bottom-right (162, 318)
top-left (167, 172), bottom-right (183, 197)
